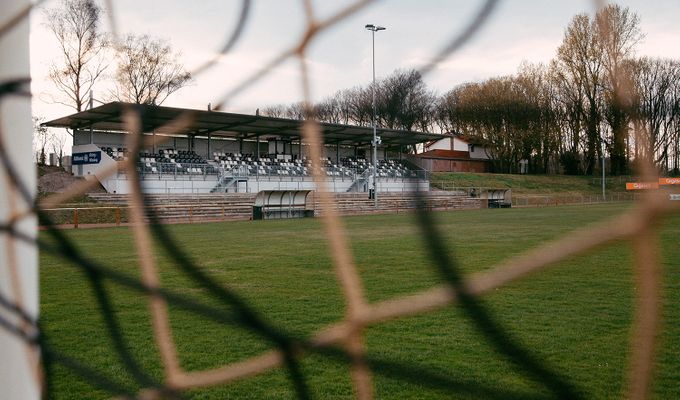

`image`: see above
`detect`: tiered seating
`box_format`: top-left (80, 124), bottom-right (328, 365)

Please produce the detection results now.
top-left (377, 159), bottom-right (419, 178)
top-left (137, 149), bottom-right (217, 175)
top-left (341, 158), bottom-right (418, 178)
top-left (100, 146), bottom-right (128, 161)
top-left (212, 152), bottom-right (353, 178)
top-left (130, 149), bottom-right (419, 179)
top-left (341, 157), bottom-right (371, 172)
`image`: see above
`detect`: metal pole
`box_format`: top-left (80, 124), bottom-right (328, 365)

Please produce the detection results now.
top-left (602, 139), bottom-right (606, 201)
top-left (371, 29), bottom-right (377, 208)
top-left (89, 91), bottom-right (94, 144)
top-left (365, 24), bottom-right (385, 207)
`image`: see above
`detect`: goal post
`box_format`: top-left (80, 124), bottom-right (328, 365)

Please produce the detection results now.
top-left (0, 0), bottom-right (40, 398)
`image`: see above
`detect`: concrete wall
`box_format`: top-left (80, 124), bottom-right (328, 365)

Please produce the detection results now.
top-left (71, 143), bottom-right (118, 180)
top-left (469, 145), bottom-right (489, 160)
top-left (100, 175), bottom-right (428, 194)
top-left (409, 155), bottom-right (488, 173)
top-left (430, 159), bottom-right (487, 173)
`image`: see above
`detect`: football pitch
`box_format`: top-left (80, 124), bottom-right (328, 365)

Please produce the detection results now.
top-left (39, 203), bottom-right (680, 399)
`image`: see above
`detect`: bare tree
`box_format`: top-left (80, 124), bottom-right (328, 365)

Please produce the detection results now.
top-left (629, 57), bottom-right (680, 172)
top-left (111, 34), bottom-right (191, 105)
top-left (284, 102), bottom-right (306, 120)
top-left (435, 83), bottom-right (472, 133)
top-left (556, 12), bottom-right (605, 175)
top-left (33, 117), bottom-right (49, 165)
top-left (315, 96), bottom-right (343, 124)
top-left (260, 105), bottom-right (286, 118)
top-left (517, 62), bottom-right (561, 173)
top-left (596, 4), bottom-right (643, 174)
top-left (376, 69), bottom-right (435, 132)
top-left (336, 89), bottom-right (356, 125)
top-left (50, 131), bottom-right (69, 167)
top-left (549, 59), bottom-right (587, 174)
top-left (45, 0), bottom-right (107, 111)
top-left (347, 86), bottom-right (373, 127)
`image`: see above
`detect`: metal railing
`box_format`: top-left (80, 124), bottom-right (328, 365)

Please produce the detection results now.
top-left (218, 164), bottom-right (429, 182)
top-left (513, 193), bottom-right (638, 207)
top-left (117, 162), bottom-right (219, 180)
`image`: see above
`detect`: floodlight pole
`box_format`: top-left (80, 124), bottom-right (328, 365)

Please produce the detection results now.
top-left (602, 136), bottom-right (606, 201)
top-left (366, 24), bottom-right (385, 208)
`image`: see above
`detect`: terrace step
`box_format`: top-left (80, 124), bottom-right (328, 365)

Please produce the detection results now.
top-left (86, 191), bottom-right (481, 222)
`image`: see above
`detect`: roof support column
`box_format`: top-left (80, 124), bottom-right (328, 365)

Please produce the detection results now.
top-left (256, 135), bottom-right (260, 162)
top-left (207, 133), bottom-right (211, 160)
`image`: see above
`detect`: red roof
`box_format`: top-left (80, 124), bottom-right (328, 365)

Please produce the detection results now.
top-left (416, 149), bottom-right (471, 159)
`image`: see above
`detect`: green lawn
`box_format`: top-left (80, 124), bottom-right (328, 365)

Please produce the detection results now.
top-left (430, 172), bottom-right (631, 196)
top-left (39, 204), bottom-right (680, 399)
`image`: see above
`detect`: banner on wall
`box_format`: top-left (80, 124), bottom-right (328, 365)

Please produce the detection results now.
top-left (72, 151), bottom-right (101, 165)
top-left (625, 182), bottom-right (659, 190)
top-left (659, 177), bottom-right (680, 185)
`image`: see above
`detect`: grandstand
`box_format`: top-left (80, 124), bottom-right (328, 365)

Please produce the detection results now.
top-left (43, 102), bottom-right (445, 195)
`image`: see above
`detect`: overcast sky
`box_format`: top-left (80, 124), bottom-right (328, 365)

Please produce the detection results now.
top-left (30, 0), bottom-right (680, 123)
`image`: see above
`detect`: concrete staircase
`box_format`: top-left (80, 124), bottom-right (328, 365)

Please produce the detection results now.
top-left (315, 192), bottom-right (483, 216)
top-left (86, 191), bottom-right (483, 223)
top-left (87, 193), bottom-right (256, 223)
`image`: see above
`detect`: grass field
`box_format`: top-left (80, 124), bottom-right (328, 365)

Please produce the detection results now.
top-left (430, 172), bottom-right (631, 196)
top-left (39, 204), bottom-right (680, 399)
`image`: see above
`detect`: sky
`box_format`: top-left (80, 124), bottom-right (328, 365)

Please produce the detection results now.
top-left (29, 0), bottom-right (680, 127)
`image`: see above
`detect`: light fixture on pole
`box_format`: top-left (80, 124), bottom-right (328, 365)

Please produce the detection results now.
top-left (365, 23), bottom-right (385, 208)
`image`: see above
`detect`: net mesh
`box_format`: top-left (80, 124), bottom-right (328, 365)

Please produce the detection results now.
top-left (1, 0), bottom-right (678, 399)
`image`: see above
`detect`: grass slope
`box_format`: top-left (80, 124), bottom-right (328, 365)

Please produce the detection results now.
top-left (431, 172), bottom-right (630, 196)
top-left (39, 204), bottom-right (680, 399)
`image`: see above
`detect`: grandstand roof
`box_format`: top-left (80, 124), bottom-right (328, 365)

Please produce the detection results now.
top-left (43, 102), bottom-right (450, 147)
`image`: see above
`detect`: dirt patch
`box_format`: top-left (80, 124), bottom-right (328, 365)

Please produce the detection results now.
top-left (38, 169), bottom-right (105, 194)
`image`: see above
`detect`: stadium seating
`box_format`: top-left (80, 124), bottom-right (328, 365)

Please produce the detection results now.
top-left (212, 152), bottom-right (354, 178)
top-left (341, 157), bottom-right (419, 178)
top-left (135, 148), bottom-right (217, 176)
top-left (102, 145), bottom-right (420, 181)
top-left (100, 146), bottom-right (128, 161)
